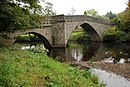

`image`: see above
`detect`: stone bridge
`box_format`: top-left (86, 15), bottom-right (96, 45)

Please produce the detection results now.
top-left (0, 15), bottom-right (111, 49)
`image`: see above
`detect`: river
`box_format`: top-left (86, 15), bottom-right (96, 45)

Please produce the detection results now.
top-left (14, 41), bottom-right (130, 87)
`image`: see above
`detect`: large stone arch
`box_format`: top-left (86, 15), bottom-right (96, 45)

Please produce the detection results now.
top-left (80, 23), bottom-right (100, 41)
top-left (65, 21), bottom-right (109, 44)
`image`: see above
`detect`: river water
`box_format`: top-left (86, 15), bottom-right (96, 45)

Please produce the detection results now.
top-left (50, 42), bottom-right (130, 63)
top-left (15, 41), bottom-right (130, 87)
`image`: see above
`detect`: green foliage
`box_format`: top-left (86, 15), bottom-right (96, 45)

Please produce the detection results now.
top-left (43, 2), bottom-right (56, 15)
top-left (84, 9), bottom-right (99, 17)
top-left (104, 11), bottom-right (116, 20)
top-left (69, 31), bottom-right (90, 42)
top-left (0, 47), bottom-right (104, 87)
top-left (104, 1), bottom-right (130, 42)
top-left (103, 26), bottom-right (130, 42)
top-left (16, 34), bottom-right (40, 42)
top-left (0, 0), bottom-right (43, 32)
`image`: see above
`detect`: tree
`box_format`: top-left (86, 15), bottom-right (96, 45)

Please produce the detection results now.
top-left (0, 0), bottom-right (44, 32)
top-left (84, 11), bottom-right (87, 15)
top-left (84, 9), bottom-right (99, 17)
top-left (43, 2), bottom-right (56, 15)
top-left (68, 7), bottom-right (76, 15)
top-left (116, 1), bottom-right (130, 32)
top-left (104, 1), bottom-right (130, 42)
top-left (104, 11), bottom-right (116, 19)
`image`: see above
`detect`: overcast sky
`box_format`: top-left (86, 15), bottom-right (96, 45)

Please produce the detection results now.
top-left (42, 0), bottom-right (128, 15)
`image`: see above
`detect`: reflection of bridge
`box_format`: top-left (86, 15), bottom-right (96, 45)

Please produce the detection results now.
top-left (0, 15), bottom-right (111, 49)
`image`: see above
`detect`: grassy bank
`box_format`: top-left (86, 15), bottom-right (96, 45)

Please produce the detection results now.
top-left (0, 47), bottom-right (104, 87)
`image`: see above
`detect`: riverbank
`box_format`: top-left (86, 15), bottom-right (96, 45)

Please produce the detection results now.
top-left (0, 47), bottom-right (104, 87)
top-left (79, 61), bottom-right (130, 80)
top-left (93, 62), bottom-right (130, 80)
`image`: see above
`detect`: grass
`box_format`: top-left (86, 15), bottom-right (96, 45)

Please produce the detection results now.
top-left (0, 47), bottom-right (105, 87)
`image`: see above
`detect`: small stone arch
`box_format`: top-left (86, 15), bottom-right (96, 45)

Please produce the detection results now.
top-left (14, 31), bottom-right (51, 50)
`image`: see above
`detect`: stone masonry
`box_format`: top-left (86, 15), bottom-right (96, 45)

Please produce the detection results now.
top-left (0, 15), bottom-right (111, 48)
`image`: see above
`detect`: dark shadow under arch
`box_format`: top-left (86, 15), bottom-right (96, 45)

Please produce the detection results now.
top-left (28, 32), bottom-right (51, 50)
top-left (80, 23), bottom-right (101, 41)
top-left (14, 32), bottom-right (51, 50)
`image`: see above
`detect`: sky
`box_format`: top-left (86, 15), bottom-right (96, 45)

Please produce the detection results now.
top-left (42, 0), bottom-right (128, 15)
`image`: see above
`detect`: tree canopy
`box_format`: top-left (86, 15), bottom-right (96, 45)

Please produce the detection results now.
top-left (0, 0), bottom-right (44, 32)
top-left (68, 7), bottom-right (76, 15)
top-left (104, 11), bottom-right (116, 20)
top-left (84, 9), bottom-right (99, 17)
top-left (43, 2), bottom-right (56, 15)
top-left (104, 1), bottom-right (130, 42)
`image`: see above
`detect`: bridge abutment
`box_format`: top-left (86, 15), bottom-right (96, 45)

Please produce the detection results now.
top-left (0, 38), bottom-right (14, 47)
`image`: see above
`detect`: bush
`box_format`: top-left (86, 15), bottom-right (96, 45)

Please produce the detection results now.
top-left (103, 26), bottom-right (127, 42)
top-left (119, 33), bottom-right (130, 42)
top-left (69, 31), bottom-right (90, 42)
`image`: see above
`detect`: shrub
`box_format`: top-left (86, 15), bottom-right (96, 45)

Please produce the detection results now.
top-left (103, 26), bottom-right (127, 42)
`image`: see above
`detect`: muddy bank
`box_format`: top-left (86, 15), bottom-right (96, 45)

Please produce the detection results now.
top-left (77, 61), bottom-right (130, 80)
top-left (68, 61), bottom-right (130, 80)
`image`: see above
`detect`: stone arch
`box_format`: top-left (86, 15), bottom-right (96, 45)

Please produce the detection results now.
top-left (80, 23), bottom-right (101, 41)
top-left (14, 31), bottom-right (51, 50)
top-left (65, 22), bottom-right (101, 44)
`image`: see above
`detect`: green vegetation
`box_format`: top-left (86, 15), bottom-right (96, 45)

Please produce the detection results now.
top-left (104, 11), bottom-right (116, 20)
top-left (84, 9), bottom-right (99, 17)
top-left (103, 26), bottom-right (128, 41)
top-left (0, 0), bottom-right (43, 32)
top-left (43, 2), bottom-right (56, 15)
top-left (16, 34), bottom-right (40, 42)
top-left (0, 47), bottom-right (104, 87)
top-left (0, 0), bottom-right (56, 32)
top-left (104, 1), bottom-right (130, 42)
top-left (69, 31), bottom-right (90, 42)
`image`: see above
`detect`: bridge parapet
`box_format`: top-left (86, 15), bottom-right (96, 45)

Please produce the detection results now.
top-left (41, 16), bottom-right (52, 24)
top-left (51, 15), bottom-right (65, 23)
top-left (64, 15), bottom-right (111, 25)
top-left (41, 15), bottom-right (111, 25)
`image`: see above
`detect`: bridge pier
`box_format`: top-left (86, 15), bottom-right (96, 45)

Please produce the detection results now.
top-left (0, 38), bottom-right (14, 47)
top-left (51, 15), bottom-right (66, 47)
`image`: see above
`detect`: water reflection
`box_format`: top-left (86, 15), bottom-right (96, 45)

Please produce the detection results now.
top-left (49, 42), bottom-right (101, 62)
top-left (50, 42), bottom-right (130, 64)
top-left (92, 68), bottom-right (130, 87)
top-left (103, 42), bottom-right (130, 64)
top-left (70, 48), bottom-right (83, 63)
top-left (14, 41), bottom-right (130, 64)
